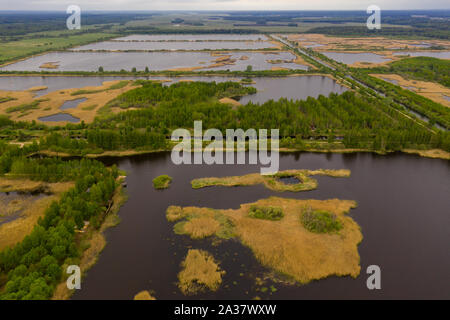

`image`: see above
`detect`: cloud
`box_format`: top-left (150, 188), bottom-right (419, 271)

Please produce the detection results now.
top-left (1, 0), bottom-right (449, 11)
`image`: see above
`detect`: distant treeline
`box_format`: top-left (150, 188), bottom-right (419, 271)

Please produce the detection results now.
top-left (307, 26), bottom-right (449, 40)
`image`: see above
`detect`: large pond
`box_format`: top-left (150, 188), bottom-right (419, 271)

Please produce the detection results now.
top-left (322, 52), bottom-right (392, 65)
top-left (114, 34), bottom-right (269, 41)
top-left (73, 152), bottom-right (450, 300)
top-left (0, 75), bottom-right (347, 103)
top-left (0, 51), bottom-right (307, 72)
top-left (71, 41), bottom-right (277, 51)
top-left (393, 51), bottom-right (450, 59)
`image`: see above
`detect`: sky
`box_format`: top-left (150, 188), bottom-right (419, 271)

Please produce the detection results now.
top-left (0, 0), bottom-right (449, 11)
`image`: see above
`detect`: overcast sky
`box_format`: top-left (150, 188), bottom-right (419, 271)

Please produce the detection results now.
top-left (0, 0), bottom-right (449, 11)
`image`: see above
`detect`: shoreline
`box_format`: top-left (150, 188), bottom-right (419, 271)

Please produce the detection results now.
top-left (36, 147), bottom-right (450, 161)
top-left (52, 179), bottom-right (128, 300)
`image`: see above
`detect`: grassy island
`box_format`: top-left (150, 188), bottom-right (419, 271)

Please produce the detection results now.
top-left (191, 169), bottom-right (351, 192)
top-left (152, 175), bottom-right (173, 190)
top-left (167, 197), bottom-right (361, 284)
top-left (134, 290), bottom-right (156, 300)
top-left (178, 249), bottom-right (225, 295)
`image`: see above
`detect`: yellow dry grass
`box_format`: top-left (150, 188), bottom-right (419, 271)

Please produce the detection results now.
top-left (0, 178), bottom-right (73, 251)
top-left (173, 197), bottom-right (361, 284)
top-left (285, 33), bottom-right (450, 68)
top-left (39, 62), bottom-right (59, 69)
top-left (371, 74), bottom-right (450, 107)
top-left (271, 66), bottom-right (289, 71)
top-left (402, 148), bottom-right (450, 160)
top-left (286, 33), bottom-right (450, 53)
top-left (27, 86), bottom-right (48, 92)
top-left (219, 97), bottom-right (241, 108)
top-left (134, 290), bottom-right (156, 300)
top-left (182, 217), bottom-right (221, 239)
top-left (0, 80), bottom-right (138, 124)
top-left (191, 169), bottom-right (351, 192)
top-left (178, 249), bottom-right (225, 295)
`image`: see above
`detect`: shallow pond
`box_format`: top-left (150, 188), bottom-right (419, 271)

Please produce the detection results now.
top-left (393, 51), bottom-right (450, 59)
top-left (238, 76), bottom-right (347, 104)
top-left (0, 75), bottom-right (347, 104)
top-left (72, 41), bottom-right (277, 51)
top-left (72, 152), bottom-right (450, 300)
top-left (38, 113), bottom-right (80, 123)
top-left (60, 98), bottom-right (87, 110)
top-left (114, 34), bottom-right (269, 41)
top-left (322, 52), bottom-right (391, 65)
top-left (0, 51), bottom-right (307, 72)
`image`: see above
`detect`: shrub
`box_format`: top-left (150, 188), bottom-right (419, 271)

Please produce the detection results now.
top-left (301, 207), bottom-right (342, 234)
top-left (152, 175), bottom-right (172, 190)
top-left (248, 205), bottom-right (283, 221)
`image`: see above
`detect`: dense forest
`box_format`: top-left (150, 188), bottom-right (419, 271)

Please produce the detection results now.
top-left (351, 71), bottom-right (450, 129)
top-left (1, 81), bottom-right (449, 154)
top-left (307, 25), bottom-right (449, 40)
top-left (0, 156), bottom-right (119, 300)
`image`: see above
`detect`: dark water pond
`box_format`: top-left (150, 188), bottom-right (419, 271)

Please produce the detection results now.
top-left (278, 176), bottom-right (301, 185)
top-left (60, 98), bottom-right (87, 110)
top-left (38, 113), bottom-right (80, 123)
top-left (322, 52), bottom-right (391, 65)
top-left (0, 51), bottom-right (306, 72)
top-left (0, 76), bottom-right (347, 104)
top-left (72, 152), bottom-right (450, 300)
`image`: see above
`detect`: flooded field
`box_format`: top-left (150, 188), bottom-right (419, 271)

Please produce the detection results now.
top-left (393, 51), bottom-right (450, 59)
top-left (72, 152), bottom-right (450, 300)
top-left (0, 192), bottom-right (47, 226)
top-left (322, 52), bottom-right (391, 65)
top-left (114, 34), bottom-right (269, 41)
top-left (71, 40), bottom-right (278, 51)
top-left (0, 75), bottom-right (346, 105)
top-left (1, 51), bottom-right (307, 72)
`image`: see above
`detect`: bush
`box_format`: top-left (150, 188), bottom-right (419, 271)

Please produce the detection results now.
top-left (153, 175), bottom-right (172, 190)
top-left (301, 207), bottom-right (342, 234)
top-left (248, 206), bottom-right (283, 221)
